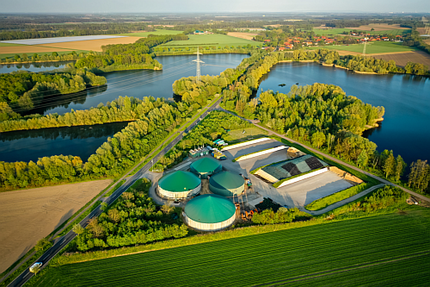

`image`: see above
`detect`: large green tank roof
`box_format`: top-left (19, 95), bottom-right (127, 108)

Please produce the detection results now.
top-left (190, 157), bottom-right (222, 174)
top-left (184, 194), bottom-right (236, 223)
top-left (209, 171), bottom-right (244, 190)
top-left (158, 171), bottom-right (201, 192)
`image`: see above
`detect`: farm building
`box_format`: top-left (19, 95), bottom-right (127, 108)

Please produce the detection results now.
top-left (183, 194), bottom-right (237, 231)
top-left (209, 171), bottom-right (245, 197)
top-left (158, 171), bottom-right (201, 200)
top-left (255, 154), bottom-right (328, 183)
top-left (190, 157), bottom-right (223, 179)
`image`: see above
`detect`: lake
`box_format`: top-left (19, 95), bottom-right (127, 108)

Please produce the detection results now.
top-left (0, 61), bottom-right (72, 73)
top-left (0, 54), bottom-right (247, 162)
top-left (26, 54), bottom-right (248, 116)
top-left (0, 122), bottom-right (129, 163)
top-left (257, 62), bottom-right (430, 165)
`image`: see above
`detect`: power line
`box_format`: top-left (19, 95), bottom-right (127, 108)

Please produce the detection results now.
top-left (192, 47), bottom-right (204, 82)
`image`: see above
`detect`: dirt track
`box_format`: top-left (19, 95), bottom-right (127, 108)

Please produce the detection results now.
top-left (0, 179), bottom-right (112, 273)
top-left (36, 36), bottom-right (142, 52)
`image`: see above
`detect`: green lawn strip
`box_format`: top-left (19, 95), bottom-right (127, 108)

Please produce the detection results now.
top-left (272, 168), bottom-right (326, 188)
top-left (233, 146), bottom-right (283, 162)
top-left (223, 126), bottom-right (268, 143)
top-left (305, 182), bottom-right (377, 211)
top-left (0, 42), bottom-right (27, 47)
top-left (307, 41), bottom-right (416, 54)
top-left (115, 29), bottom-right (185, 37)
top-left (268, 134), bottom-right (380, 185)
top-left (160, 34), bottom-right (262, 48)
top-left (105, 179), bottom-right (125, 197)
top-left (27, 209), bottom-right (430, 286)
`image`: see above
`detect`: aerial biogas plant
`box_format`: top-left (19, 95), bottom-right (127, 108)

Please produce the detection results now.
top-left (190, 157), bottom-right (223, 179)
top-left (183, 194), bottom-right (237, 231)
top-left (157, 170), bottom-right (201, 200)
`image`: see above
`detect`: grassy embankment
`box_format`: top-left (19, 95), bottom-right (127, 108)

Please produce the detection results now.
top-left (27, 206), bottom-right (430, 286)
top-left (307, 41), bottom-right (416, 54)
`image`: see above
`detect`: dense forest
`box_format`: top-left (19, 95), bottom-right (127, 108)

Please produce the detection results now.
top-left (0, 70), bottom-right (106, 116)
top-left (73, 179), bottom-right (188, 252)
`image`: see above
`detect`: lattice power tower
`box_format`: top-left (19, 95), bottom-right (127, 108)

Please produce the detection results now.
top-left (193, 47), bottom-right (204, 82)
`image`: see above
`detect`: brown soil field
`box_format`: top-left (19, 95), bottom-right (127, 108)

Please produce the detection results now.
top-left (0, 179), bottom-right (112, 273)
top-left (373, 51), bottom-right (430, 68)
top-left (0, 45), bottom-right (74, 55)
top-left (424, 38), bottom-right (430, 45)
top-left (345, 23), bottom-right (409, 31)
top-left (417, 28), bottom-right (427, 35)
top-left (36, 36), bottom-right (142, 52)
top-left (227, 32), bottom-right (258, 41)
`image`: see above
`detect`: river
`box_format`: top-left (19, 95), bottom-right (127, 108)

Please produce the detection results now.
top-left (257, 62), bottom-right (430, 165)
top-left (0, 54), bottom-right (248, 162)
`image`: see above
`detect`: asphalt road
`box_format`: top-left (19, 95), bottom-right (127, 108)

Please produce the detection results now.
top-left (8, 98), bottom-right (222, 287)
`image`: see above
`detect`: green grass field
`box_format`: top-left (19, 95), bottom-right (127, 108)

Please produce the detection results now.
top-left (28, 209), bottom-right (430, 286)
top-left (308, 41), bottom-right (416, 54)
top-left (224, 127), bottom-right (268, 143)
top-left (0, 42), bottom-right (26, 47)
top-left (312, 28), bottom-right (411, 36)
top-left (160, 34), bottom-right (262, 48)
top-left (117, 29), bottom-right (185, 37)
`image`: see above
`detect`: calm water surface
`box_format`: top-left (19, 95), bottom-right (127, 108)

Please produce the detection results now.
top-left (29, 54), bottom-right (247, 116)
top-left (0, 122), bottom-right (129, 162)
top-left (257, 62), bottom-right (430, 165)
top-left (0, 61), bottom-right (72, 73)
top-left (0, 54), bottom-right (247, 162)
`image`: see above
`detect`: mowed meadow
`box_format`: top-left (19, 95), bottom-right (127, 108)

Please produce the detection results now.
top-left (28, 209), bottom-right (430, 286)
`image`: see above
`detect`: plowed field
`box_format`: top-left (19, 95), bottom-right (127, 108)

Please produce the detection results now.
top-left (36, 36), bottom-right (142, 52)
top-left (345, 23), bottom-right (409, 31)
top-left (0, 179), bottom-right (112, 273)
top-left (227, 32), bottom-right (258, 41)
top-left (374, 51), bottom-right (430, 68)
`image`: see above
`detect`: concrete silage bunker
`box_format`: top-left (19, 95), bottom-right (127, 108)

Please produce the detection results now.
top-left (158, 170), bottom-right (201, 200)
top-left (209, 171), bottom-right (245, 197)
top-left (183, 194), bottom-right (237, 231)
top-left (190, 157), bottom-right (223, 179)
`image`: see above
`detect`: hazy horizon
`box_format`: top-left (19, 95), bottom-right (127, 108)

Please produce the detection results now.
top-left (1, 0), bottom-right (429, 14)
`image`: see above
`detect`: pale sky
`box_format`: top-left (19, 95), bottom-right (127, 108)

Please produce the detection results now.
top-left (0, 0), bottom-right (429, 13)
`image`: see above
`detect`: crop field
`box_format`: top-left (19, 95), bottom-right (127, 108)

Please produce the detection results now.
top-left (227, 32), bottom-right (258, 41)
top-left (160, 34), bottom-right (262, 47)
top-left (313, 24), bottom-right (410, 36)
top-left (117, 29), bottom-right (185, 37)
top-left (374, 51), bottom-right (430, 68)
top-left (308, 41), bottom-right (416, 54)
top-left (28, 209), bottom-right (430, 286)
top-left (345, 23), bottom-right (410, 32)
top-left (0, 179), bottom-right (112, 274)
top-left (0, 45), bottom-right (76, 55)
top-left (34, 36), bottom-right (142, 52)
top-left (312, 28), bottom-right (352, 36)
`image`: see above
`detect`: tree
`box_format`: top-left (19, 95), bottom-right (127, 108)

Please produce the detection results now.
top-left (357, 149), bottom-right (369, 168)
top-left (394, 155), bottom-right (406, 182)
top-left (311, 131), bottom-right (326, 149)
top-left (35, 238), bottom-right (52, 252)
top-left (161, 204), bottom-right (174, 214)
top-left (72, 223), bottom-right (85, 235)
top-left (383, 151), bottom-right (395, 178)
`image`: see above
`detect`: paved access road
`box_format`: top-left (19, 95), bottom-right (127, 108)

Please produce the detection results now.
top-left (8, 98), bottom-right (222, 287)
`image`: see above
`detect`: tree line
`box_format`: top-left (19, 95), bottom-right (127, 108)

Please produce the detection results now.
top-left (0, 70), bottom-right (106, 117)
top-left (73, 179), bottom-right (188, 252)
top-left (74, 34), bottom-right (188, 73)
top-left (0, 51), bottom-right (88, 64)
top-left (0, 98), bottom-right (190, 190)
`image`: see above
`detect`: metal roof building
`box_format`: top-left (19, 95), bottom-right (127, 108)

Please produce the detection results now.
top-left (209, 171), bottom-right (245, 197)
top-left (190, 157), bottom-right (223, 179)
top-left (183, 194), bottom-right (237, 231)
top-left (158, 171), bottom-right (201, 200)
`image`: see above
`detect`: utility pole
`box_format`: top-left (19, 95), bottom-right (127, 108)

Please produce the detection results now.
top-left (193, 47), bottom-right (204, 82)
